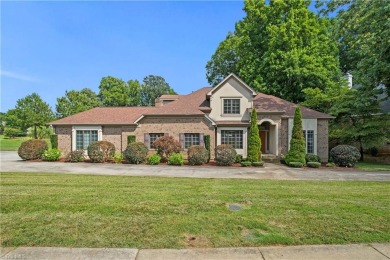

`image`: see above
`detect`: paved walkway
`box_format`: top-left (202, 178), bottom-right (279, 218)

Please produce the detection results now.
top-left (1, 243), bottom-right (389, 259)
top-left (1, 151), bottom-right (389, 181)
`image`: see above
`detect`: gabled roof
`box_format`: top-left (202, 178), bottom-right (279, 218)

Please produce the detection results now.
top-left (206, 73), bottom-right (257, 98)
top-left (253, 93), bottom-right (333, 119)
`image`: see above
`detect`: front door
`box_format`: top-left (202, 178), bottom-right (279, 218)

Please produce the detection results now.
top-left (259, 130), bottom-right (267, 154)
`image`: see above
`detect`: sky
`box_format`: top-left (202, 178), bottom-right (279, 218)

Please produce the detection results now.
top-left (1, 1), bottom-right (246, 112)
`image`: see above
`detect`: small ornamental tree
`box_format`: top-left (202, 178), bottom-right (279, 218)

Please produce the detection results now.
top-left (153, 135), bottom-right (181, 162)
top-left (247, 108), bottom-right (262, 162)
top-left (285, 106), bottom-right (306, 165)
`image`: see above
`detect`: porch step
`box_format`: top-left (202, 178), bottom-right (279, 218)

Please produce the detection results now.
top-left (262, 154), bottom-right (279, 163)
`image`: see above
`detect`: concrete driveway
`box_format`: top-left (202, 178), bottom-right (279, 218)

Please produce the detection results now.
top-left (1, 151), bottom-right (389, 181)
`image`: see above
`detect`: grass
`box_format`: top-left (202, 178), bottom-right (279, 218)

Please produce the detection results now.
top-left (1, 173), bottom-right (389, 248)
top-left (0, 135), bottom-right (50, 151)
top-left (356, 161), bottom-right (390, 171)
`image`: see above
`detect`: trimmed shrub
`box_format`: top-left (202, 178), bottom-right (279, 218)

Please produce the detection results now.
top-left (307, 162), bottom-right (321, 168)
top-left (215, 144), bottom-right (237, 166)
top-left (124, 142), bottom-right (148, 164)
top-left (127, 135), bottom-right (136, 144)
top-left (279, 154), bottom-right (286, 165)
top-left (42, 148), bottom-right (61, 161)
top-left (18, 139), bottom-right (48, 160)
top-left (235, 154), bottom-right (243, 163)
top-left (330, 145), bottom-right (360, 167)
top-left (285, 107), bottom-right (306, 165)
top-left (87, 141), bottom-right (116, 163)
top-left (326, 162), bottom-right (336, 167)
top-left (4, 127), bottom-right (22, 138)
top-left (240, 161), bottom-right (251, 167)
top-left (153, 136), bottom-right (181, 162)
top-left (288, 162), bottom-right (303, 168)
top-left (247, 107), bottom-right (262, 162)
top-left (168, 153), bottom-right (184, 166)
top-left (50, 134), bottom-right (58, 149)
top-left (204, 135), bottom-right (211, 163)
top-left (65, 150), bottom-right (85, 162)
top-left (147, 154), bottom-right (161, 165)
top-left (252, 161), bottom-right (264, 167)
top-left (305, 154), bottom-right (321, 163)
top-left (187, 145), bottom-right (208, 165)
top-left (113, 151), bottom-right (123, 164)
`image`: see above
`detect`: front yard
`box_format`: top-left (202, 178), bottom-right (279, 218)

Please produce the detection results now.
top-left (1, 173), bottom-right (389, 248)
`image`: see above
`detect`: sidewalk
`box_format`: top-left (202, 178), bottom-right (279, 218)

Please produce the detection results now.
top-left (1, 243), bottom-right (389, 260)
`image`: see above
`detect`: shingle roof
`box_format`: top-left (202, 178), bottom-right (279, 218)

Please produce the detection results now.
top-left (253, 93), bottom-right (332, 119)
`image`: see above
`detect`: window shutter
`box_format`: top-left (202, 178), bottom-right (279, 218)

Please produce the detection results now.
top-left (144, 133), bottom-right (150, 149)
top-left (199, 133), bottom-right (204, 146)
top-left (164, 133), bottom-right (169, 136)
top-left (179, 133), bottom-right (185, 149)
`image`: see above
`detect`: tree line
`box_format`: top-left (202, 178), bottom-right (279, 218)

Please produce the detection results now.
top-left (1, 75), bottom-right (176, 138)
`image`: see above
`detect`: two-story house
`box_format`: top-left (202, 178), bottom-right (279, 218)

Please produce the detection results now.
top-left (51, 74), bottom-right (332, 162)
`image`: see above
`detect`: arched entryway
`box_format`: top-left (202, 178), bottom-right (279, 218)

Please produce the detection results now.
top-left (258, 119), bottom-right (279, 155)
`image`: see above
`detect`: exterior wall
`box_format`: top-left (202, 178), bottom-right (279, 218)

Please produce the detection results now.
top-left (281, 119), bottom-right (289, 155)
top-left (317, 119), bottom-right (329, 162)
top-left (257, 114), bottom-right (283, 156)
top-left (208, 77), bottom-right (253, 122)
top-left (121, 116), bottom-right (216, 158)
top-left (55, 126), bottom-right (72, 157)
top-left (288, 118), bottom-right (318, 154)
top-left (102, 126), bottom-right (122, 152)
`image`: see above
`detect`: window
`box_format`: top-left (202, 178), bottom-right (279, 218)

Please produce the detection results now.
top-left (303, 130), bottom-right (314, 154)
top-left (223, 99), bottom-right (240, 114)
top-left (76, 130), bottom-right (98, 150)
top-left (221, 130), bottom-right (243, 149)
top-left (184, 133), bottom-right (200, 149)
top-left (149, 133), bottom-right (164, 148)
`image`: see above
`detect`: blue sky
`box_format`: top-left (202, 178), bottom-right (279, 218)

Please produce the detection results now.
top-left (1, 1), bottom-right (246, 112)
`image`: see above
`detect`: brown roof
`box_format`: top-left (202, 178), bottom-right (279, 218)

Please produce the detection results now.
top-left (159, 94), bottom-right (180, 99)
top-left (50, 107), bottom-right (156, 125)
top-left (253, 93), bottom-right (332, 119)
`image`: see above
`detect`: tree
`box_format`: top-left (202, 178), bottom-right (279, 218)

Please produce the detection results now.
top-left (56, 88), bottom-right (102, 118)
top-left (317, 0), bottom-right (390, 96)
top-left (285, 106), bottom-right (306, 165)
top-left (13, 93), bottom-right (54, 139)
top-left (128, 80), bottom-right (142, 106)
top-left (98, 76), bottom-right (132, 107)
top-left (140, 75), bottom-right (176, 106)
top-left (330, 88), bottom-right (389, 161)
top-left (247, 108), bottom-right (262, 162)
top-left (206, 0), bottom-right (342, 103)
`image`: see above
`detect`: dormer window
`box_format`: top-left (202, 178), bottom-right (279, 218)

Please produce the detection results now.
top-left (223, 99), bottom-right (240, 114)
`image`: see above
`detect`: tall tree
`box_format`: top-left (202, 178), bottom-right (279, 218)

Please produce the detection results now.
top-left (127, 80), bottom-right (142, 106)
top-left (285, 106), bottom-right (306, 165)
top-left (13, 93), bottom-right (54, 139)
top-left (98, 76), bottom-right (132, 107)
top-left (56, 88), bottom-right (102, 118)
top-left (140, 75), bottom-right (176, 106)
top-left (206, 0), bottom-right (342, 103)
top-left (247, 108), bottom-right (262, 162)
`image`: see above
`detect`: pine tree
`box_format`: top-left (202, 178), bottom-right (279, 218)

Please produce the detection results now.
top-left (285, 106), bottom-right (306, 165)
top-left (247, 108), bottom-right (262, 162)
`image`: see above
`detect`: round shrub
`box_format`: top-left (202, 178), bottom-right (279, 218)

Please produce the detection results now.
top-left (235, 154), bottom-right (243, 163)
top-left (326, 162), bottom-right (336, 167)
top-left (305, 154), bottom-right (321, 163)
top-left (113, 151), bottom-right (123, 164)
top-left (168, 152), bottom-right (184, 166)
top-left (87, 141), bottom-right (116, 163)
top-left (65, 150), bottom-right (85, 162)
top-left (240, 161), bottom-right (251, 167)
top-left (42, 148), bottom-right (62, 161)
top-left (153, 136), bottom-right (181, 162)
top-left (307, 162), bottom-right (321, 168)
top-left (147, 154), bottom-right (161, 165)
top-left (124, 142), bottom-right (148, 164)
top-left (187, 145), bottom-right (208, 165)
top-left (18, 139), bottom-right (48, 160)
top-left (330, 145), bottom-right (360, 167)
top-left (288, 162), bottom-right (303, 168)
top-left (252, 161), bottom-right (264, 167)
top-left (215, 144), bottom-right (237, 166)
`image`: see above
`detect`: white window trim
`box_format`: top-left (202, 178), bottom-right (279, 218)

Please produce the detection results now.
top-left (72, 126), bottom-right (103, 151)
top-left (217, 127), bottom-right (248, 158)
top-left (288, 119), bottom-right (317, 154)
top-left (221, 97), bottom-right (242, 117)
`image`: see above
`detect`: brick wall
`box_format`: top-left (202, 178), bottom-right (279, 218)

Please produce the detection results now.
top-left (317, 119), bottom-right (329, 162)
top-left (102, 126), bottom-right (122, 152)
top-left (55, 126), bottom-right (72, 157)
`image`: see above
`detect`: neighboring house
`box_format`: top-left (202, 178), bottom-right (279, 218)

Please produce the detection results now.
top-left (50, 74), bottom-right (332, 162)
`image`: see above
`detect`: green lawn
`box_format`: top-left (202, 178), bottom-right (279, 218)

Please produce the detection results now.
top-left (1, 173), bottom-right (389, 248)
top-left (0, 135), bottom-right (30, 151)
top-left (356, 161), bottom-right (390, 171)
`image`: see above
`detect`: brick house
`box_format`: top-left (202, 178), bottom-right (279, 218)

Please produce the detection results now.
top-left (50, 74), bottom-right (332, 162)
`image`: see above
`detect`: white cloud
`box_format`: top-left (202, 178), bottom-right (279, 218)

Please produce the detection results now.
top-left (0, 70), bottom-right (40, 82)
